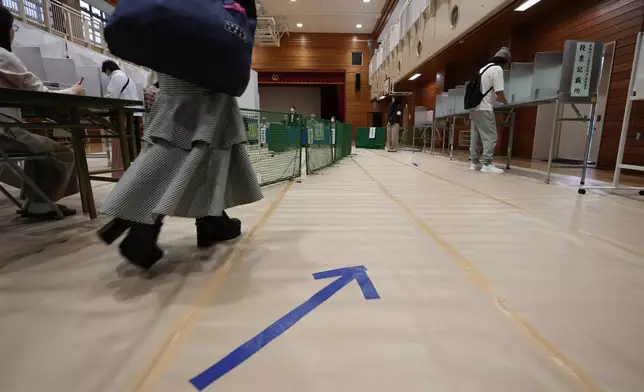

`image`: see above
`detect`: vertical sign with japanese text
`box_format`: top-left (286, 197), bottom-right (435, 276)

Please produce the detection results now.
top-left (369, 127), bottom-right (376, 139)
top-left (570, 42), bottom-right (595, 97)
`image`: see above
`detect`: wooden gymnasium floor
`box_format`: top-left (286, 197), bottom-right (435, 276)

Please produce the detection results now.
top-left (1, 150), bottom-right (643, 392)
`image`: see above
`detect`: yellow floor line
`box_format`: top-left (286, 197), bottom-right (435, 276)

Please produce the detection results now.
top-left (353, 157), bottom-right (605, 392)
top-left (374, 150), bottom-right (644, 260)
top-left (129, 181), bottom-right (293, 392)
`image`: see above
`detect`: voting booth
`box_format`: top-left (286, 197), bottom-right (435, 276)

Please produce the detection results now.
top-left (581, 33), bottom-right (644, 195)
top-left (432, 39), bottom-right (604, 186)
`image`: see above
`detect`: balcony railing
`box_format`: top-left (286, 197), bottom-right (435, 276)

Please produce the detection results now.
top-left (2, 0), bottom-right (108, 53)
top-left (4, 0), bottom-right (291, 52)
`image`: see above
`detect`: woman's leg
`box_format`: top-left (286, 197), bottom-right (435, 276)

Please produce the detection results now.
top-left (391, 124), bottom-right (400, 152)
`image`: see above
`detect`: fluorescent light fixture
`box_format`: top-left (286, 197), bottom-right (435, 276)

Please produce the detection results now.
top-left (515, 0), bottom-right (542, 11)
top-left (363, 0), bottom-right (371, 2)
top-left (356, 24), bottom-right (363, 28)
top-left (290, 0), bottom-right (296, 2)
top-left (409, 73), bottom-right (421, 81)
top-left (296, 22), bottom-right (303, 28)
top-left (378, 95), bottom-right (386, 100)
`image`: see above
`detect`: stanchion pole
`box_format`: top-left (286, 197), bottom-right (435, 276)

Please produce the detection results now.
top-left (579, 101), bottom-right (597, 186)
top-left (545, 100), bottom-right (561, 184)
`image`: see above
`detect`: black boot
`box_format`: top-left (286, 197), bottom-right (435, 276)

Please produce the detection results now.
top-left (119, 218), bottom-right (164, 270)
top-left (195, 211), bottom-right (242, 248)
top-left (97, 218), bottom-right (131, 245)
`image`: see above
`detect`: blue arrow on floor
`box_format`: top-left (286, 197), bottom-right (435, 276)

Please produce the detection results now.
top-left (190, 265), bottom-right (380, 391)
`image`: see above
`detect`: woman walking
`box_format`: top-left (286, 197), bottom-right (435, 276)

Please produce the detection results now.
top-left (98, 0), bottom-right (262, 270)
top-left (98, 72), bottom-right (263, 269)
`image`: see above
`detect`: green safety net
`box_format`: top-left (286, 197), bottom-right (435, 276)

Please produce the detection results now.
top-left (240, 109), bottom-right (301, 186)
top-left (239, 109), bottom-right (353, 185)
top-left (305, 117), bottom-right (333, 174)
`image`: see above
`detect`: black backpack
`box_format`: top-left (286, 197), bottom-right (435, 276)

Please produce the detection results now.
top-left (464, 64), bottom-right (495, 110)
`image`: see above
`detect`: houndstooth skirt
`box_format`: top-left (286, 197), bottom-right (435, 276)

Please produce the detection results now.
top-left (101, 74), bottom-right (263, 224)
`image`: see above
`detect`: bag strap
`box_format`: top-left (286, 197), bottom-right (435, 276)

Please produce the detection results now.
top-left (479, 64), bottom-right (497, 98)
top-left (119, 77), bottom-right (130, 97)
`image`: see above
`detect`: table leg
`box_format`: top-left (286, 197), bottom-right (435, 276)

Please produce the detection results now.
top-left (430, 126), bottom-right (435, 155)
top-left (70, 112), bottom-right (96, 219)
top-left (506, 112), bottom-right (516, 170)
top-left (441, 127), bottom-right (446, 156)
top-left (127, 113), bottom-right (139, 161)
top-left (117, 108), bottom-right (131, 170)
top-left (546, 100), bottom-right (562, 184)
top-left (580, 102), bottom-right (597, 186)
top-left (449, 117), bottom-right (455, 160)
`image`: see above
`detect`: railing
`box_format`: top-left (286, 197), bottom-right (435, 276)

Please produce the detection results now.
top-left (3, 0), bottom-right (108, 52)
top-left (5, 0), bottom-right (291, 53)
top-left (255, 16), bottom-right (290, 47)
top-left (369, 0), bottom-right (431, 79)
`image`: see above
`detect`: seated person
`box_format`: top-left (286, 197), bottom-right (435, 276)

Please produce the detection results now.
top-left (0, 6), bottom-right (86, 218)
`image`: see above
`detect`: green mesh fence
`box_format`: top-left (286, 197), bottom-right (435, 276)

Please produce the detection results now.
top-left (240, 109), bottom-right (353, 184)
top-left (335, 122), bottom-right (352, 160)
top-left (241, 109), bottom-right (301, 187)
top-left (305, 117), bottom-right (334, 174)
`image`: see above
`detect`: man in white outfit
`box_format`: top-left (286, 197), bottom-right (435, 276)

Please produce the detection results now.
top-left (102, 60), bottom-right (143, 161)
top-left (469, 47), bottom-right (510, 174)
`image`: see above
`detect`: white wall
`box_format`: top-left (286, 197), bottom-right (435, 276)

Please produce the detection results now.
top-left (237, 70), bottom-right (259, 110)
top-left (371, 0), bottom-right (514, 98)
top-left (259, 86), bottom-right (322, 116)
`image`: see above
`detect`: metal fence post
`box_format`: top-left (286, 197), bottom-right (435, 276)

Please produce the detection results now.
top-left (65, 9), bottom-right (73, 41)
top-left (17, 0), bottom-right (26, 20)
top-left (42, 0), bottom-right (52, 32)
top-left (82, 17), bottom-right (90, 45)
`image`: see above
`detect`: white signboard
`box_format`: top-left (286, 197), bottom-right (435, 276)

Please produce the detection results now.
top-left (331, 128), bottom-right (336, 145)
top-left (369, 127), bottom-right (376, 139)
top-left (570, 42), bottom-right (595, 97)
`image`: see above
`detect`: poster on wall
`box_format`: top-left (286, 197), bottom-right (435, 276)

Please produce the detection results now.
top-left (570, 42), bottom-right (595, 97)
top-left (369, 127), bottom-right (376, 139)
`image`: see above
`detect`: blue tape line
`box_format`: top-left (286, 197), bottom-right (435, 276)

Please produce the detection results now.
top-left (355, 272), bottom-right (381, 300)
top-left (312, 265), bottom-right (367, 280)
top-left (190, 266), bottom-right (379, 390)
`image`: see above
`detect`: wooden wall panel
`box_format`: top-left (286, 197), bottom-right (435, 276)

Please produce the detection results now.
top-left (252, 34), bottom-right (372, 130)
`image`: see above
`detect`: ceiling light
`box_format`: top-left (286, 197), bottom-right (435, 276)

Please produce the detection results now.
top-left (515, 0), bottom-right (542, 11)
top-left (409, 73), bottom-right (421, 81)
top-left (356, 24), bottom-right (362, 28)
top-left (296, 22), bottom-right (303, 28)
top-left (290, 0), bottom-right (296, 2)
top-left (363, 0), bottom-right (371, 2)
top-left (378, 95), bottom-right (386, 100)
